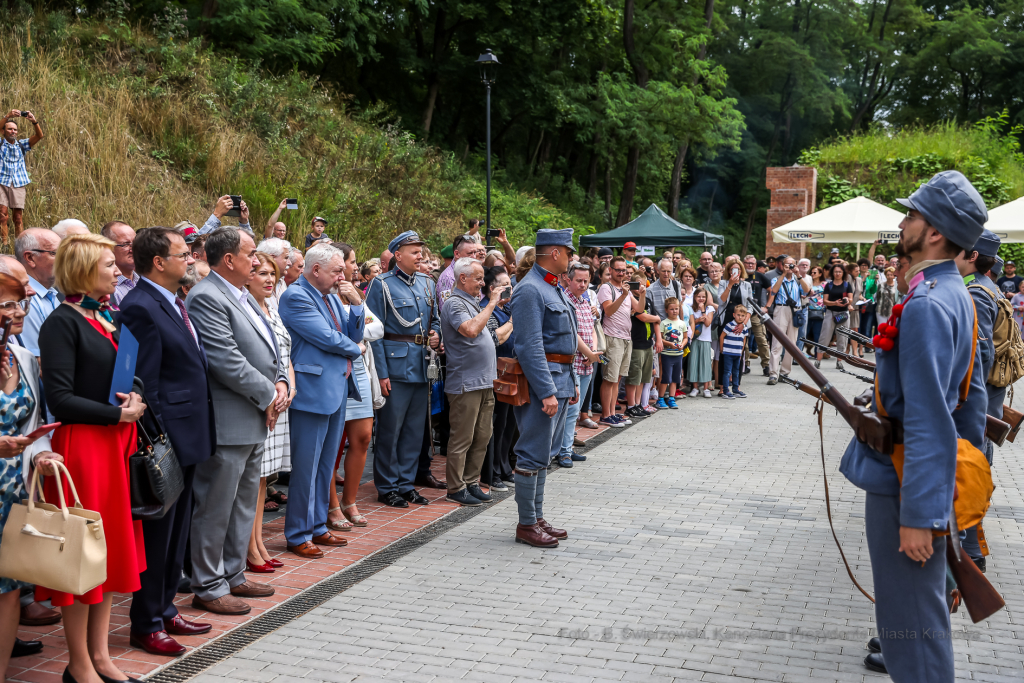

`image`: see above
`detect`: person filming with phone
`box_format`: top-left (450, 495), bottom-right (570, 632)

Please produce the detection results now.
top-left (597, 256), bottom-right (645, 428)
top-left (814, 262), bottom-right (855, 370)
top-left (764, 255), bottom-right (809, 385)
top-left (0, 110), bottom-right (44, 246)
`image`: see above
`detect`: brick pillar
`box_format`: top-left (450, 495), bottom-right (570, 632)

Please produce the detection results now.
top-left (765, 166), bottom-right (817, 260)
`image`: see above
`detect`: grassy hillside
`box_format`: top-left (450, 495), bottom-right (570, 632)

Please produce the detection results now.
top-left (2, 16), bottom-right (591, 257)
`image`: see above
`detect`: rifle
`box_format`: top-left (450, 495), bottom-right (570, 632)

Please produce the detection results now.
top-left (749, 297), bottom-right (1005, 623)
top-left (778, 374), bottom-right (834, 405)
top-left (1002, 403), bottom-right (1024, 443)
top-left (801, 338), bottom-right (877, 372)
top-left (836, 326), bottom-right (874, 347)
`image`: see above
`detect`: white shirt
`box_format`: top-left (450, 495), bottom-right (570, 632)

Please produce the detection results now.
top-left (209, 269), bottom-right (277, 356)
top-left (140, 276), bottom-right (199, 346)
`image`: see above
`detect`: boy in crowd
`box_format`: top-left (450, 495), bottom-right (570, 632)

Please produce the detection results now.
top-left (656, 297), bottom-right (690, 409)
top-left (719, 305), bottom-right (750, 399)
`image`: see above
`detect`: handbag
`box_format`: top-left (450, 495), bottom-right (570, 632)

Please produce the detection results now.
top-left (592, 318), bottom-right (608, 354)
top-left (493, 357), bottom-right (530, 406)
top-left (128, 392), bottom-right (185, 521)
top-left (0, 462), bottom-right (107, 595)
top-left (833, 312), bottom-right (849, 324)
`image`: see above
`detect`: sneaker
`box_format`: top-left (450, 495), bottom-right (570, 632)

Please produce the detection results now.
top-left (666, 397), bottom-right (678, 409)
top-left (837, 360), bottom-right (844, 370)
top-left (446, 489), bottom-right (481, 506)
top-left (675, 390), bottom-right (685, 397)
top-left (703, 389), bottom-right (712, 398)
top-left (466, 484), bottom-right (493, 502)
top-left (599, 416), bottom-right (625, 429)
top-left (642, 405), bottom-right (657, 414)
top-left (570, 451), bottom-right (587, 462)
top-left (689, 388), bottom-right (699, 398)
top-left (734, 390), bottom-right (747, 398)
top-left (762, 367), bottom-right (770, 376)
top-left (617, 413), bottom-right (633, 425)
top-left (502, 478), bottom-right (515, 488)
top-left (767, 375), bottom-right (778, 385)
top-left (814, 359), bottom-right (820, 369)
top-left (743, 366), bottom-right (751, 374)
top-left (626, 406), bottom-right (646, 418)
top-left (489, 480), bottom-right (509, 492)
top-left (722, 392), bottom-right (735, 399)
top-left (655, 397), bottom-right (669, 409)
top-left (590, 403), bottom-right (602, 413)
top-left (557, 455), bottom-right (573, 468)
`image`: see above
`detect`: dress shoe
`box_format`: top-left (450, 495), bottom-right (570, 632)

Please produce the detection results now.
top-left (267, 558), bottom-right (284, 568)
top-left (377, 491), bottom-right (409, 508)
top-left (537, 518), bottom-right (568, 540)
top-left (20, 600), bottom-right (61, 626)
top-left (466, 484), bottom-right (492, 502)
top-left (415, 472), bottom-right (447, 489)
top-left (12, 637), bottom-right (42, 658)
top-left (867, 636), bottom-right (881, 653)
top-left (573, 436), bottom-right (586, 447)
top-left (164, 614), bottom-right (212, 636)
top-left (129, 630), bottom-right (186, 657)
top-left (515, 523), bottom-right (559, 548)
top-left (98, 673), bottom-right (141, 683)
top-left (246, 558), bottom-right (275, 573)
top-left (401, 489), bottom-right (429, 505)
top-left (177, 574), bottom-right (193, 594)
top-left (289, 541), bottom-right (325, 559)
top-left (230, 579), bottom-right (275, 598)
top-left (864, 652), bottom-right (886, 673)
top-left (312, 532), bottom-right (348, 547)
top-left (191, 594), bottom-right (251, 615)
top-left (973, 556), bottom-right (987, 573)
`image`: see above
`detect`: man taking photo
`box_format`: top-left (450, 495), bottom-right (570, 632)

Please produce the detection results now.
top-left (0, 109), bottom-right (44, 245)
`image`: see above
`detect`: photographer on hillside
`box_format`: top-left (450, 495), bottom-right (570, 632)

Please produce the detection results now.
top-left (198, 195), bottom-right (252, 235)
top-left (0, 109), bottom-right (44, 245)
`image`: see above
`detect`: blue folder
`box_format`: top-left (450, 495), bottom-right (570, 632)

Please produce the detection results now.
top-left (108, 324), bottom-right (139, 405)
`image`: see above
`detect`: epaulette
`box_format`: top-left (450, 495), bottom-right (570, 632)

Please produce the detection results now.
top-left (910, 279), bottom-right (938, 300)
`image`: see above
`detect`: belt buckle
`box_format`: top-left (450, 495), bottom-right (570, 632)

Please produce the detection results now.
top-left (414, 334), bottom-right (424, 345)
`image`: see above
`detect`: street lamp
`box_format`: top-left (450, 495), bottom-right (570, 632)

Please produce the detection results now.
top-left (476, 49), bottom-right (500, 243)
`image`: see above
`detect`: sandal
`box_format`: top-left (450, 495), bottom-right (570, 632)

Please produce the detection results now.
top-left (267, 487), bottom-right (288, 505)
top-left (326, 506), bottom-right (353, 532)
top-left (342, 503), bottom-right (368, 527)
top-left (264, 499), bottom-right (279, 512)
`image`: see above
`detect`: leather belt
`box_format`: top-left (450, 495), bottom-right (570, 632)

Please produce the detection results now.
top-left (383, 332), bottom-right (428, 346)
top-left (545, 353), bottom-right (573, 364)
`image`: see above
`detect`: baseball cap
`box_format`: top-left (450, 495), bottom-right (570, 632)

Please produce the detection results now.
top-left (623, 241), bottom-right (637, 250)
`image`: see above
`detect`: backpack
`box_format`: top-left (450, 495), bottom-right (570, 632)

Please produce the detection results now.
top-left (968, 284), bottom-right (1024, 387)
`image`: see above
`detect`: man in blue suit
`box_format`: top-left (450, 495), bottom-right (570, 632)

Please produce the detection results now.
top-left (278, 243), bottom-right (365, 559)
top-left (119, 227), bottom-right (217, 657)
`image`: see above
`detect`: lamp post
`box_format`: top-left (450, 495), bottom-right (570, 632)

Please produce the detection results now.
top-left (476, 49), bottom-right (500, 243)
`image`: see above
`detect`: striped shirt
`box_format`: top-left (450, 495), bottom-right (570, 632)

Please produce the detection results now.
top-left (0, 139), bottom-right (32, 187)
top-left (436, 264), bottom-right (456, 308)
top-left (721, 320), bottom-right (748, 356)
top-left (564, 288), bottom-right (595, 376)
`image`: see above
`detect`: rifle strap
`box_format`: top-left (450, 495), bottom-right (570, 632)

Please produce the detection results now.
top-left (815, 399), bottom-right (875, 604)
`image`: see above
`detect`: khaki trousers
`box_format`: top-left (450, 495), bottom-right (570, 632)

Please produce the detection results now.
top-left (749, 314), bottom-right (770, 368)
top-left (445, 388), bottom-right (495, 493)
top-left (769, 306), bottom-right (799, 377)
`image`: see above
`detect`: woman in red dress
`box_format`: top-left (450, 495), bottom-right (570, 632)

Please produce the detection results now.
top-left (38, 233), bottom-right (148, 683)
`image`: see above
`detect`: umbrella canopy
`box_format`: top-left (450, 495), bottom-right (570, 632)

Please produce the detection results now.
top-left (579, 204), bottom-right (724, 248)
top-left (770, 196), bottom-right (905, 244)
top-left (986, 197), bottom-right (1024, 243)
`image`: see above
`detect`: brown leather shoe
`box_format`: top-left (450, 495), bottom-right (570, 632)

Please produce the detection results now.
top-left (415, 472), bottom-right (447, 489)
top-left (515, 523), bottom-right (559, 548)
top-left (537, 518), bottom-right (568, 540)
top-left (20, 601), bottom-right (61, 626)
top-left (289, 541), bottom-right (324, 559)
top-left (312, 532), bottom-right (348, 547)
top-left (573, 436), bottom-right (586, 447)
top-left (230, 580), bottom-right (275, 598)
top-left (190, 594), bottom-right (251, 615)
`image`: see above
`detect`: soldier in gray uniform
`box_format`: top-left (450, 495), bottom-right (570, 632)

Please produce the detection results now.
top-left (365, 231), bottom-right (441, 508)
top-left (510, 228), bottom-right (580, 548)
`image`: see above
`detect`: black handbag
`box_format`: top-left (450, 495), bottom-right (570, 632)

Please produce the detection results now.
top-left (128, 382), bottom-right (185, 521)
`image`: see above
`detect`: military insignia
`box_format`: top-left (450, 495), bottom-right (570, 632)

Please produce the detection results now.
top-left (543, 273), bottom-right (559, 286)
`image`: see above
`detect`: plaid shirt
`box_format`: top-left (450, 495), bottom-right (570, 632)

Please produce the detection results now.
top-left (436, 263), bottom-right (456, 308)
top-left (112, 270), bottom-right (140, 309)
top-left (564, 287), bottom-right (595, 376)
top-left (0, 139), bottom-right (32, 188)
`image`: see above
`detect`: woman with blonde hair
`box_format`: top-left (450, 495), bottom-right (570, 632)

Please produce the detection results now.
top-left (39, 233), bottom-right (148, 683)
top-left (244, 253), bottom-right (295, 573)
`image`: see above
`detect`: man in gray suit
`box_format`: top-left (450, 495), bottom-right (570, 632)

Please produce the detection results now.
top-left (185, 227), bottom-right (290, 615)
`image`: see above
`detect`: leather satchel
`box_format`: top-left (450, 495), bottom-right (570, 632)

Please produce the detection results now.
top-left (128, 383), bottom-right (185, 520)
top-left (494, 357), bottom-right (529, 406)
top-left (0, 462), bottom-right (107, 595)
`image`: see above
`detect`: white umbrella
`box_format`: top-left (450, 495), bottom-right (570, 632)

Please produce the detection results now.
top-left (986, 197), bottom-right (1024, 243)
top-left (771, 196), bottom-right (905, 244)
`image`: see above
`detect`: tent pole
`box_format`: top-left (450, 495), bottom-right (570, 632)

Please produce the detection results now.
top-left (856, 243), bottom-right (860, 260)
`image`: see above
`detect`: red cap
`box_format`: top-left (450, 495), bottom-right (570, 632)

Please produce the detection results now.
top-left (623, 241), bottom-right (637, 250)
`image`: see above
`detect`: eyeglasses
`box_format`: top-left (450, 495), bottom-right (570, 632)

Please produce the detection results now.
top-left (28, 249), bottom-right (57, 257)
top-left (114, 241), bottom-right (133, 250)
top-left (612, 268), bottom-right (627, 273)
top-left (166, 251), bottom-right (191, 260)
top-left (0, 299), bottom-right (31, 314)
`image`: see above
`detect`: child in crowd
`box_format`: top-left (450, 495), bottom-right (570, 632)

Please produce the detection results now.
top-left (719, 305), bottom-right (750, 399)
top-left (687, 288), bottom-right (716, 398)
top-left (656, 297), bottom-right (690, 409)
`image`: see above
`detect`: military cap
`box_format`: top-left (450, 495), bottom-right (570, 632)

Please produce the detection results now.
top-left (896, 171), bottom-right (987, 250)
top-left (388, 230), bottom-right (424, 253)
top-left (440, 244), bottom-right (454, 259)
top-left (535, 228), bottom-right (575, 250)
top-left (972, 229), bottom-right (1000, 258)
top-left (992, 256), bottom-right (1004, 279)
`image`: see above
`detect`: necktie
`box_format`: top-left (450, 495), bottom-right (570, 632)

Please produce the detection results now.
top-left (175, 298), bottom-right (197, 344)
top-left (322, 295), bottom-right (352, 377)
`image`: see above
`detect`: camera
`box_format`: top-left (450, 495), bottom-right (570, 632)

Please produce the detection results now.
top-left (628, 281), bottom-right (641, 291)
top-left (486, 228), bottom-right (501, 238)
top-left (226, 195), bottom-right (242, 218)
top-left (19, 111), bottom-right (28, 118)
top-left (499, 286), bottom-right (511, 301)
top-left (286, 198), bottom-right (298, 210)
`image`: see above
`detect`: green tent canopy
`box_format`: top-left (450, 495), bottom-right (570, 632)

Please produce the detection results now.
top-left (579, 204), bottom-right (725, 248)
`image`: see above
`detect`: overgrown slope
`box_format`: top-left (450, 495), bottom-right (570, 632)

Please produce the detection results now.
top-left (2, 17), bottom-right (590, 256)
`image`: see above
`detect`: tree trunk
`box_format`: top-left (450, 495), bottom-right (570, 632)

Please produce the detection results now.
top-left (605, 161), bottom-right (613, 217)
top-left (740, 195), bottom-right (761, 256)
top-left (667, 142), bottom-right (689, 219)
top-left (528, 131), bottom-right (545, 178)
top-left (587, 150), bottom-right (600, 200)
top-left (201, 0), bottom-right (218, 19)
top-left (422, 78), bottom-right (440, 134)
top-left (616, 144), bottom-right (641, 227)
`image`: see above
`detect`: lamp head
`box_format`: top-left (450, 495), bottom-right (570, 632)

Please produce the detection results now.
top-left (476, 49), bottom-right (500, 84)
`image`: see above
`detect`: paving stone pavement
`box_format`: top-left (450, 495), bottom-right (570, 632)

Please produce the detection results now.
top-left (184, 363), bottom-right (1024, 683)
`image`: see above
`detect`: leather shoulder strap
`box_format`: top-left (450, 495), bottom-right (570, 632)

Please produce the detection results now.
top-left (957, 304), bottom-right (979, 409)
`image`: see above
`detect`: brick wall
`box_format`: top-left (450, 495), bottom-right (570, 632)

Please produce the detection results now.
top-left (765, 166), bottom-right (817, 260)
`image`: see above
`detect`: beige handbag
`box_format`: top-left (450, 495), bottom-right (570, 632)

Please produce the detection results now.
top-left (0, 462), bottom-right (107, 595)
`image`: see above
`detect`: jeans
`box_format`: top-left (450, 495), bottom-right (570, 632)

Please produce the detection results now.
top-left (807, 316), bottom-right (823, 351)
top-left (722, 354), bottom-right (743, 392)
top-left (560, 372), bottom-right (594, 458)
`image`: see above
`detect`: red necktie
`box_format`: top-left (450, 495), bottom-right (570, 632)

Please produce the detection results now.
top-left (322, 295), bottom-right (352, 377)
top-left (175, 299), bottom-right (197, 345)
